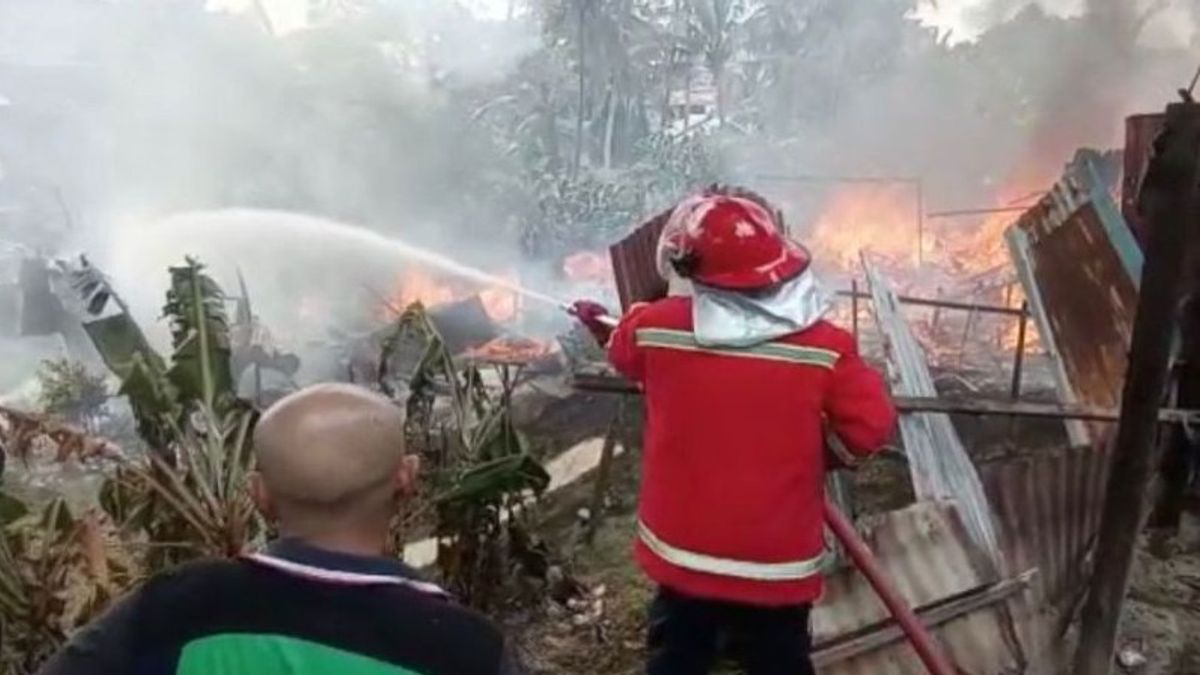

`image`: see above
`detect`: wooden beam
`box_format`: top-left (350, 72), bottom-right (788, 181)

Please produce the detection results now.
top-left (1074, 100), bottom-right (1200, 675)
top-left (813, 570), bottom-right (1035, 666)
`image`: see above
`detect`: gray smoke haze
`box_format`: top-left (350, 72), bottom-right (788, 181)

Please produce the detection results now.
top-left (731, 0), bottom-right (1197, 261)
top-left (0, 0), bottom-right (541, 390)
top-left (1, 0), bottom-right (1198, 394)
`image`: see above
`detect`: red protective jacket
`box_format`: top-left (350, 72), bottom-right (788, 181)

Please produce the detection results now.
top-left (608, 296), bottom-right (895, 606)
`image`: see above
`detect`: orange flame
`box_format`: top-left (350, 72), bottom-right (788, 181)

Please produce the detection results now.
top-left (563, 251), bottom-right (614, 284)
top-left (806, 184), bottom-right (921, 274)
top-left (805, 174), bottom-right (1053, 281)
top-left (382, 267), bottom-right (519, 323)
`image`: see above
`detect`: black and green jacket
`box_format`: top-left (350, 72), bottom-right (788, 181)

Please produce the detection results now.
top-left (37, 540), bottom-right (523, 675)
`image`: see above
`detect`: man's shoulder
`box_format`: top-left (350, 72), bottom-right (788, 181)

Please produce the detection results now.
top-left (132, 557), bottom-right (510, 672)
top-left (139, 557), bottom-right (250, 595)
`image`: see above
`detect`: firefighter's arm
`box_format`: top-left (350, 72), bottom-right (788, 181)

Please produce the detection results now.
top-left (571, 300), bottom-right (649, 382)
top-left (605, 303), bottom-right (651, 383)
top-left (824, 337), bottom-right (897, 468)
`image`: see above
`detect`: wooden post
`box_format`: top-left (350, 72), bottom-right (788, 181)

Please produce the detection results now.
top-left (957, 287), bottom-right (980, 368)
top-left (1073, 100), bottom-right (1200, 675)
top-left (1010, 303), bottom-right (1028, 400)
top-left (930, 287), bottom-right (943, 335)
top-left (585, 402), bottom-right (623, 545)
top-left (851, 278), bottom-right (860, 343)
top-left (916, 179), bottom-right (925, 266)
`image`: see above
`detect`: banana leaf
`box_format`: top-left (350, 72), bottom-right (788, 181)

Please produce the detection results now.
top-left (437, 453), bottom-right (550, 506)
top-left (0, 492), bottom-right (27, 526)
top-left (468, 405), bottom-right (527, 463)
top-left (163, 259), bottom-right (234, 410)
top-left (83, 314), bottom-right (166, 382)
top-left (65, 256), bottom-right (166, 381)
top-left (118, 353), bottom-right (180, 452)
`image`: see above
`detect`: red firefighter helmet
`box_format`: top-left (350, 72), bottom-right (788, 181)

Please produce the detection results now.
top-left (657, 193), bottom-right (809, 290)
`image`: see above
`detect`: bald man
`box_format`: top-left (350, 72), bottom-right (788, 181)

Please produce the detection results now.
top-left (39, 384), bottom-right (524, 675)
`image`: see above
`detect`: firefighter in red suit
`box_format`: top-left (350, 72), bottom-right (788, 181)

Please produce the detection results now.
top-left (573, 189), bottom-right (896, 675)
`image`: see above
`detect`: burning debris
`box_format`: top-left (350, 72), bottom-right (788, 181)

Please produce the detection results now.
top-left (463, 336), bottom-right (556, 366)
top-left (381, 268), bottom-right (522, 324)
top-left (1, 2), bottom-right (1199, 675)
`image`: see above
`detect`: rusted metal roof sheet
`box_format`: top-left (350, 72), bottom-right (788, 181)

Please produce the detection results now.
top-left (1005, 152), bottom-right (1143, 443)
top-left (812, 501), bottom-right (1028, 675)
top-left (608, 206), bottom-right (672, 312)
top-left (862, 260), bottom-right (1001, 565)
top-left (980, 442), bottom-right (1112, 610)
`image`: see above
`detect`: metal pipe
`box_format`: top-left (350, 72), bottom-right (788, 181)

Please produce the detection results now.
top-left (834, 290), bottom-right (1028, 317)
top-left (916, 180), bottom-right (925, 266)
top-left (823, 499), bottom-right (958, 675)
top-left (925, 205), bottom-right (1032, 219)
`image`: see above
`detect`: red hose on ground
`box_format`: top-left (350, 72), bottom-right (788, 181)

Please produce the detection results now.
top-left (823, 499), bottom-right (959, 675)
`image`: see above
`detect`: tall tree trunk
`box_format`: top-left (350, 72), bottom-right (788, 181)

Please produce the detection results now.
top-left (661, 47), bottom-right (674, 133)
top-left (683, 66), bottom-right (693, 134)
top-left (540, 87), bottom-right (560, 171)
top-left (573, 0), bottom-right (588, 178)
top-left (603, 85), bottom-right (617, 169)
top-left (714, 60), bottom-right (726, 128)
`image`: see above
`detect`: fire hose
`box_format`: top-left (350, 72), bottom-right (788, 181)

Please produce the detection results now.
top-left (823, 499), bottom-right (959, 675)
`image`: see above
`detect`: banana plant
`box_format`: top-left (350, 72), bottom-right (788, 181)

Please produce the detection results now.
top-left (377, 302), bottom-right (549, 607)
top-left (65, 257), bottom-right (261, 562)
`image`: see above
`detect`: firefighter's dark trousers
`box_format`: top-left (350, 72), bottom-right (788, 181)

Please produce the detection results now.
top-left (646, 586), bottom-right (815, 675)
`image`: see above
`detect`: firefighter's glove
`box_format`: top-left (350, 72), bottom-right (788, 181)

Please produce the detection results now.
top-left (571, 300), bottom-right (614, 345)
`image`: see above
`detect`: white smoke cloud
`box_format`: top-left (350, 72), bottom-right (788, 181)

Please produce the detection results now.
top-left (914, 0), bottom-right (1197, 47)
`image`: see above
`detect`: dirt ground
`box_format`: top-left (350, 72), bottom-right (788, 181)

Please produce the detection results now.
top-left (1116, 521), bottom-right (1200, 675)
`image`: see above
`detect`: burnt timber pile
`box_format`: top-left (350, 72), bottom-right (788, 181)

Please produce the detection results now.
top-left (570, 110), bottom-right (1200, 674)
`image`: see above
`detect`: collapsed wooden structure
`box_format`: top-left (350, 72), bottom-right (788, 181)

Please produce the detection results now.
top-left (569, 116), bottom-right (1189, 673)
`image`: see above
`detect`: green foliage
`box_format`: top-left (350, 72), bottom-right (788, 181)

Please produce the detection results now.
top-left (35, 359), bottom-right (108, 429)
top-left (102, 403), bottom-right (260, 562)
top-left (519, 130), bottom-right (718, 257)
top-left (72, 257), bottom-right (242, 455)
top-left (378, 302), bottom-right (550, 608)
top-left (0, 492), bottom-right (28, 526)
top-left (163, 259), bottom-right (235, 411)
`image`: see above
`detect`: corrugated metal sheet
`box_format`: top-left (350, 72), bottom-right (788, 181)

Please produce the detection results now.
top-left (863, 260), bottom-right (1002, 566)
top-left (1005, 151), bottom-right (1143, 443)
top-left (813, 501), bottom-right (1026, 675)
top-left (609, 206), bottom-right (672, 312)
top-left (980, 442), bottom-right (1112, 609)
